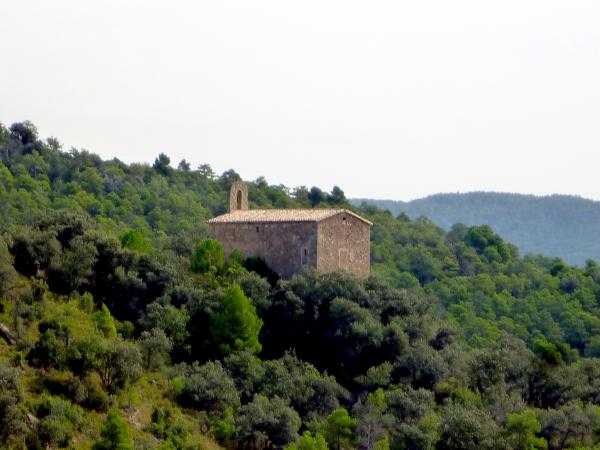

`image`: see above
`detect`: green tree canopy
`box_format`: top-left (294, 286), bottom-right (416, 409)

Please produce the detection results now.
top-left (191, 239), bottom-right (224, 274)
top-left (92, 409), bottom-right (134, 450)
top-left (211, 284), bottom-right (263, 356)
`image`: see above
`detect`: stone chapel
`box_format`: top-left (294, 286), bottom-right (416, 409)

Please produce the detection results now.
top-left (208, 182), bottom-right (372, 278)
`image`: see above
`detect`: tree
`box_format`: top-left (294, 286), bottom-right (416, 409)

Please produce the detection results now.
top-left (53, 234), bottom-right (98, 293)
top-left (220, 169), bottom-right (242, 184)
top-left (504, 410), bottom-right (546, 450)
top-left (92, 409), bottom-right (134, 450)
top-left (139, 328), bottom-right (173, 370)
top-left (93, 304), bottom-right (118, 338)
top-left (34, 396), bottom-right (86, 447)
top-left (177, 159), bottom-right (191, 172)
top-left (395, 342), bottom-right (448, 389)
top-left (0, 237), bottom-right (17, 297)
top-left (96, 339), bottom-right (142, 392)
top-left (437, 404), bottom-right (501, 450)
top-left (0, 364), bottom-right (27, 446)
top-left (539, 401), bottom-right (600, 450)
top-left (319, 408), bottom-right (357, 450)
top-left (211, 284), bottom-right (263, 356)
top-left (293, 186), bottom-right (310, 206)
top-left (354, 389), bottom-right (393, 450)
top-left (149, 406), bottom-right (189, 449)
top-left (9, 120), bottom-right (38, 145)
top-left (308, 187), bottom-right (325, 206)
top-left (191, 239), bottom-right (224, 274)
top-left (178, 361), bottom-right (240, 415)
top-left (235, 394), bottom-right (301, 449)
top-left (198, 163), bottom-right (216, 179)
top-left (286, 431), bottom-right (329, 450)
top-left (153, 153), bottom-right (172, 176)
top-left (141, 303), bottom-right (190, 355)
top-left (119, 230), bottom-right (153, 253)
top-left (328, 186), bottom-right (346, 205)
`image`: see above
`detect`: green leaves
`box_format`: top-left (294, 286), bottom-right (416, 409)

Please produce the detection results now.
top-left (93, 304), bottom-right (117, 338)
top-left (319, 407), bottom-right (357, 450)
top-left (92, 409), bottom-right (134, 450)
top-left (504, 409), bottom-right (546, 450)
top-left (119, 229), bottom-right (153, 253)
top-left (191, 239), bottom-right (224, 274)
top-left (210, 284), bottom-right (263, 356)
top-left (286, 431), bottom-right (329, 450)
top-left (177, 361), bottom-right (240, 415)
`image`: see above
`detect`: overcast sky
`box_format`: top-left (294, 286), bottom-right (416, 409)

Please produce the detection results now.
top-left (1, 1), bottom-right (599, 200)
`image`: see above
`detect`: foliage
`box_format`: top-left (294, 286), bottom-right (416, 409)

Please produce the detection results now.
top-left (0, 363), bottom-right (27, 447)
top-left (319, 408), bottom-right (357, 450)
top-left (92, 409), bottom-right (134, 450)
top-left (191, 239), bottom-right (224, 274)
top-left (286, 431), bottom-right (329, 450)
top-left (504, 409), bottom-right (546, 450)
top-left (4, 121), bottom-right (600, 449)
top-left (235, 394), bottom-right (301, 449)
top-left (211, 284), bottom-right (263, 356)
top-left (120, 229), bottom-right (154, 253)
top-left (140, 328), bottom-right (173, 370)
top-left (149, 406), bottom-right (189, 449)
top-left (33, 395), bottom-right (86, 448)
top-left (176, 361), bottom-right (240, 416)
top-left (93, 304), bottom-right (118, 338)
top-left (355, 193), bottom-right (600, 266)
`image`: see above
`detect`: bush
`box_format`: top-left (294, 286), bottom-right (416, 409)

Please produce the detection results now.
top-left (92, 409), bottom-right (134, 450)
top-left (177, 361), bottom-right (240, 416)
top-left (120, 229), bottom-right (154, 253)
top-left (191, 239), bottom-right (224, 274)
top-left (235, 395), bottom-right (301, 449)
top-left (0, 364), bottom-right (28, 446)
top-left (210, 284), bottom-right (262, 356)
top-left (33, 395), bottom-right (86, 448)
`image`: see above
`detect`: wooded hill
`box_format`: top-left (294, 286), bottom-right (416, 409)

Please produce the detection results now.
top-left (352, 193), bottom-right (600, 266)
top-left (2, 121), bottom-right (600, 449)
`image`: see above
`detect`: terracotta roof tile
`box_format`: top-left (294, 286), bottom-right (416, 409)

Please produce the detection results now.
top-left (207, 209), bottom-right (372, 226)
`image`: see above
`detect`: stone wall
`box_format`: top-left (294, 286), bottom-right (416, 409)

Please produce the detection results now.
top-left (316, 212), bottom-right (371, 278)
top-left (209, 221), bottom-right (318, 279)
top-left (228, 182), bottom-right (248, 212)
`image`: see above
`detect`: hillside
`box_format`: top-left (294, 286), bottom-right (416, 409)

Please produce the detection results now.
top-left (352, 193), bottom-right (600, 266)
top-left (3, 121), bottom-right (600, 449)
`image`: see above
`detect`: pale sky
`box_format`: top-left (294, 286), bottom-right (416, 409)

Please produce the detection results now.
top-left (1, 1), bottom-right (599, 200)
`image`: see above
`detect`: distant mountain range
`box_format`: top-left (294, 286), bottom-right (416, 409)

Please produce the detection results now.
top-left (352, 192), bottom-right (600, 266)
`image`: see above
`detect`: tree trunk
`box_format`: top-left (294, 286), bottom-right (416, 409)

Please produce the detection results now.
top-left (0, 322), bottom-right (17, 345)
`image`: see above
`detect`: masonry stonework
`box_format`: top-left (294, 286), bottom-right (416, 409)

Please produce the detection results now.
top-left (208, 183), bottom-right (372, 278)
top-left (316, 212), bottom-right (371, 278)
top-left (228, 181), bottom-right (248, 212)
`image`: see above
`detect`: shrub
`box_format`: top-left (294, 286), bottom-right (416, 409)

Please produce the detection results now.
top-left (191, 239), bottom-right (224, 274)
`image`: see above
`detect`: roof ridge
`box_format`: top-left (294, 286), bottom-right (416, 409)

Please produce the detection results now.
top-left (207, 207), bottom-right (372, 226)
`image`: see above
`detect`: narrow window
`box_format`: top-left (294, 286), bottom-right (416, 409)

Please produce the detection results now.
top-left (236, 190), bottom-right (243, 210)
top-left (256, 226), bottom-right (260, 232)
top-left (301, 248), bottom-right (308, 266)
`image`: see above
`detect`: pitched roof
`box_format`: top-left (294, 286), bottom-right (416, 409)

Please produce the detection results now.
top-left (207, 208), bottom-right (373, 226)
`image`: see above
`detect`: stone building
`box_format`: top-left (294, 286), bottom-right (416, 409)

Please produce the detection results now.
top-left (208, 182), bottom-right (372, 278)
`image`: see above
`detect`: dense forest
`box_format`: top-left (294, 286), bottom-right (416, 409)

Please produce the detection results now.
top-left (3, 121), bottom-right (600, 449)
top-left (353, 193), bottom-right (600, 266)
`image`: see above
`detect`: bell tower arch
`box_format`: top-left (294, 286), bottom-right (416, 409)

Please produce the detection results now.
top-left (228, 181), bottom-right (248, 212)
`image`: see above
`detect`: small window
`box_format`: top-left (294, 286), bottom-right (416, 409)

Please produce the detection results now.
top-left (236, 190), bottom-right (243, 210)
top-left (301, 248), bottom-right (308, 266)
top-left (256, 226), bottom-right (260, 232)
